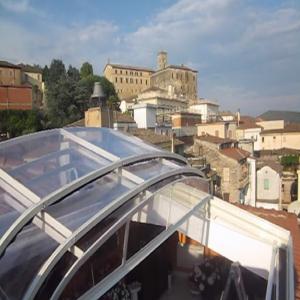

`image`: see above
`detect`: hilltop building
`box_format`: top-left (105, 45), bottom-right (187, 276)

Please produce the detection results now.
top-left (104, 51), bottom-right (198, 103)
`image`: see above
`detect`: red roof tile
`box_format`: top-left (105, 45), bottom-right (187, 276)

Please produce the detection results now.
top-left (219, 147), bottom-right (250, 161)
top-left (237, 205), bottom-right (300, 299)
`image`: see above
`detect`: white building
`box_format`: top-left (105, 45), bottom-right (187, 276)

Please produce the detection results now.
top-left (189, 98), bottom-right (219, 123)
top-left (133, 103), bottom-right (157, 129)
top-left (256, 163), bottom-right (283, 210)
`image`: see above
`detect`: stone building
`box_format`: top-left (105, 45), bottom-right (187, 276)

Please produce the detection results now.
top-left (197, 121), bottom-right (237, 139)
top-left (150, 51), bottom-right (197, 103)
top-left (103, 63), bottom-right (154, 100)
top-left (191, 135), bottom-right (250, 203)
top-left (0, 61), bottom-right (22, 85)
top-left (104, 51), bottom-right (198, 103)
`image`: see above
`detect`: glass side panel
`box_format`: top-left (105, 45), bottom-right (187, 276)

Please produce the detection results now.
top-left (0, 223), bottom-right (59, 300)
top-left (65, 127), bottom-right (161, 158)
top-left (61, 226), bottom-right (125, 299)
top-left (46, 172), bottom-right (137, 231)
top-left (0, 186), bottom-right (26, 238)
top-left (0, 130), bottom-right (110, 198)
top-left (35, 251), bottom-right (77, 300)
top-left (123, 159), bottom-right (179, 180)
top-left (127, 177), bottom-right (209, 260)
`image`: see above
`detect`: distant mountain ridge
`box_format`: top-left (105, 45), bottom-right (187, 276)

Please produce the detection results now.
top-left (257, 110), bottom-right (300, 123)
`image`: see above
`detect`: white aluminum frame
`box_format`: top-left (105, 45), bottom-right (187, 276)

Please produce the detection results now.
top-left (51, 176), bottom-right (204, 299)
top-left (0, 152), bottom-right (187, 257)
top-left (79, 194), bottom-right (211, 300)
top-left (23, 168), bottom-right (205, 300)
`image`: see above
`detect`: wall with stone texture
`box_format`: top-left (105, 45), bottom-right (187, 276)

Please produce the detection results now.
top-left (193, 139), bottom-right (248, 203)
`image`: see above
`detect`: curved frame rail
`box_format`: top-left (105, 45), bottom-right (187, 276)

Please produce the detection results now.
top-left (0, 152), bottom-right (187, 257)
top-left (24, 168), bottom-right (205, 299)
top-left (51, 176), bottom-right (208, 299)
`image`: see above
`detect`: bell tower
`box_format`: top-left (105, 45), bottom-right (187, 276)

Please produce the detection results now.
top-left (157, 51), bottom-right (168, 70)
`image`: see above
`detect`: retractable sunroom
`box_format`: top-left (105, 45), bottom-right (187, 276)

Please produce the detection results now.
top-left (0, 128), bottom-right (294, 300)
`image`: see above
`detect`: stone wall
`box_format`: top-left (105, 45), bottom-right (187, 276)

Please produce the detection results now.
top-left (150, 68), bottom-right (197, 101)
top-left (193, 139), bottom-right (248, 203)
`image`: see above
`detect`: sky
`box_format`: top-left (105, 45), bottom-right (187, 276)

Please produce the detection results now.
top-left (0, 0), bottom-right (299, 116)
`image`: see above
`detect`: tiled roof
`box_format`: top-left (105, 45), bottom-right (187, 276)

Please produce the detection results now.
top-left (236, 205), bottom-right (300, 299)
top-left (219, 147), bottom-right (250, 161)
top-left (113, 111), bottom-right (135, 123)
top-left (66, 111), bottom-right (135, 127)
top-left (166, 64), bottom-right (198, 72)
top-left (260, 148), bottom-right (300, 156)
top-left (18, 63), bottom-right (42, 73)
top-left (256, 159), bottom-right (283, 173)
top-left (104, 63), bottom-right (154, 73)
top-left (129, 128), bottom-right (184, 146)
top-left (196, 135), bottom-right (236, 145)
top-left (237, 115), bottom-right (262, 130)
top-left (261, 123), bottom-right (300, 134)
top-left (0, 60), bottom-right (21, 69)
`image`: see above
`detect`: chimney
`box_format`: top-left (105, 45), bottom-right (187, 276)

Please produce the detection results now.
top-left (85, 82), bottom-right (113, 128)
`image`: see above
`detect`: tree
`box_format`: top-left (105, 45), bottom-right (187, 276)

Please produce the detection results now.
top-left (47, 59), bottom-right (66, 85)
top-left (42, 65), bottom-right (49, 83)
top-left (80, 62), bottom-right (93, 78)
top-left (67, 65), bottom-right (80, 82)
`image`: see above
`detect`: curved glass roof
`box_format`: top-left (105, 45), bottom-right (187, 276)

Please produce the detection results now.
top-left (0, 127), bottom-right (210, 300)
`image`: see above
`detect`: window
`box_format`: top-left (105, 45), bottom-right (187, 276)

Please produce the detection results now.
top-left (115, 70), bottom-right (117, 74)
top-left (136, 79), bottom-right (138, 84)
top-left (130, 71), bottom-right (133, 75)
top-left (262, 137), bottom-right (264, 143)
top-left (120, 70), bottom-right (122, 74)
top-left (223, 168), bottom-right (230, 182)
top-left (273, 136), bottom-right (276, 140)
top-left (115, 77), bottom-right (117, 83)
top-left (126, 78), bottom-right (128, 83)
top-left (130, 78), bottom-right (133, 83)
top-left (140, 79), bottom-right (142, 84)
top-left (146, 80), bottom-right (148, 85)
top-left (172, 73), bottom-right (174, 79)
top-left (264, 179), bottom-right (269, 190)
top-left (140, 72), bottom-right (142, 76)
top-left (120, 77), bottom-right (123, 83)
top-left (126, 70), bottom-right (128, 75)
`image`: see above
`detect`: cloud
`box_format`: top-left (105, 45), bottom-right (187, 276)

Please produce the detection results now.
top-left (0, 18), bottom-right (119, 69)
top-left (0, 0), bottom-right (299, 115)
top-left (0, 0), bottom-right (42, 15)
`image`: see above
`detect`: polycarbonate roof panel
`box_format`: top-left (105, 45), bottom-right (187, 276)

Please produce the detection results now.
top-left (65, 127), bottom-right (161, 158)
top-left (123, 159), bottom-right (180, 180)
top-left (46, 172), bottom-right (137, 231)
top-left (0, 129), bottom-right (111, 197)
top-left (0, 187), bottom-right (24, 238)
top-left (0, 223), bottom-right (59, 300)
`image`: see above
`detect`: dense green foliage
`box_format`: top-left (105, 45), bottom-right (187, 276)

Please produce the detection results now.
top-left (0, 110), bottom-right (45, 137)
top-left (281, 155), bottom-right (300, 168)
top-left (80, 62), bottom-right (93, 78)
top-left (0, 60), bottom-right (119, 137)
top-left (44, 60), bottom-right (119, 128)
